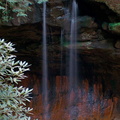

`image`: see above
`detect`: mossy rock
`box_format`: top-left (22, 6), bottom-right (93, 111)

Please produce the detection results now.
top-left (108, 22), bottom-right (120, 34)
top-left (102, 22), bottom-right (120, 34)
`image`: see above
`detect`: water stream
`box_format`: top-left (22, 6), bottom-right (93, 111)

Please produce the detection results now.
top-left (42, 2), bottom-right (49, 120)
top-left (68, 0), bottom-right (78, 119)
top-left (69, 0), bottom-right (78, 92)
top-left (60, 30), bottom-right (64, 81)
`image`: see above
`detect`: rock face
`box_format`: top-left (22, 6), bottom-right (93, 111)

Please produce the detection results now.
top-left (0, 0), bottom-right (119, 72)
top-left (1, 0), bottom-right (120, 27)
top-left (22, 75), bottom-right (119, 120)
top-left (92, 0), bottom-right (120, 15)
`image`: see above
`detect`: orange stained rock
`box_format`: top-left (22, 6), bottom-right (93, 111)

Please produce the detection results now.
top-left (69, 90), bottom-right (76, 104)
top-left (83, 79), bottom-right (89, 93)
top-left (29, 94), bottom-right (43, 119)
top-left (25, 75), bottom-right (119, 120)
top-left (50, 95), bottom-right (67, 120)
top-left (56, 76), bottom-right (69, 95)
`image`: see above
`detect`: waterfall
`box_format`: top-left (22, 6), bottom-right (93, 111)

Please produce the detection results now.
top-left (68, 0), bottom-right (78, 119)
top-left (60, 30), bottom-right (64, 80)
top-left (42, 2), bottom-right (49, 120)
top-left (69, 0), bottom-right (78, 91)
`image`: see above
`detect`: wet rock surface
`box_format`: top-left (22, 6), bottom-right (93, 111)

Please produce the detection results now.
top-left (22, 74), bottom-right (120, 120)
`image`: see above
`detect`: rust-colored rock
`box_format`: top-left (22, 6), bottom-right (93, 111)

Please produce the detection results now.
top-left (23, 75), bottom-right (119, 120)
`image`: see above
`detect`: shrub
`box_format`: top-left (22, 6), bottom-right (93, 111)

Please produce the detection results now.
top-left (0, 39), bottom-right (33, 120)
top-left (0, 0), bottom-right (48, 22)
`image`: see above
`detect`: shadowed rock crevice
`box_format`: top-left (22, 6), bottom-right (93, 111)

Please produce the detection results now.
top-left (77, 0), bottom-right (120, 23)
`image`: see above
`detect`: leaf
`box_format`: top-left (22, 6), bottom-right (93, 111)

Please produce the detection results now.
top-left (6, 0), bottom-right (17, 3)
top-left (17, 12), bottom-right (27, 17)
top-left (0, 6), bottom-right (5, 10)
top-left (0, 39), bottom-right (34, 119)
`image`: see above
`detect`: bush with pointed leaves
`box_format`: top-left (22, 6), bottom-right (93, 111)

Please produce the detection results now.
top-left (0, 39), bottom-right (34, 120)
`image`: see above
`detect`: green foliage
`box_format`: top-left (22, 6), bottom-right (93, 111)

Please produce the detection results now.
top-left (109, 22), bottom-right (120, 31)
top-left (35, 0), bottom-right (48, 4)
top-left (0, 39), bottom-right (33, 120)
top-left (0, 0), bottom-right (48, 23)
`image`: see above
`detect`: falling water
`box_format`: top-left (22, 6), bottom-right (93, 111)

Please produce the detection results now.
top-left (42, 2), bottom-right (49, 120)
top-left (69, 0), bottom-right (78, 91)
top-left (68, 0), bottom-right (78, 119)
top-left (60, 30), bottom-right (64, 80)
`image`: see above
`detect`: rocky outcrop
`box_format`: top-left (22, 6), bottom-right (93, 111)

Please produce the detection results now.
top-left (92, 0), bottom-right (120, 15)
top-left (102, 22), bottom-right (120, 34)
top-left (23, 75), bottom-right (119, 120)
top-left (1, 0), bottom-right (120, 27)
